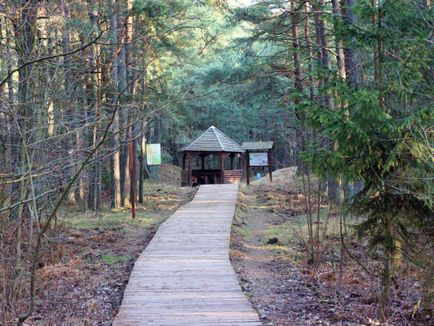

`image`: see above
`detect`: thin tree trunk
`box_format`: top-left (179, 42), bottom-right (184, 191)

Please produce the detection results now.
top-left (61, 1), bottom-right (77, 205)
top-left (128, 125), bottom-right (136, 218)
top-left (10, 3), bottom-right (37, 298)
top-left (0, 19), bottom-right (7, 206)
top-left (117, 2), bottom-right (130, 207)
top-left (374, 3), bottom-right (392, 320)
top-left (110, 0), bottom-right (122, 209)
top-left (379, 212), bottom-right (393, 320)
top-left (312, 0), bottom-right (340, 205)
top-left (138, 121), bottom-right (148, 203)
top-left (332, 0), bottom-right (347, 84)
top-left (341, 0), bottom-right (360, 87)
top-left (86, 3), bottom-right (99, 211)
top-left (6, 21), bottom-right (19, 219)
top-left (290, 1), bottom-right (306, 173)
top-left (301, 162), bottom-right (314, 264)
top-left (304, 1), bottom-right (315, 100)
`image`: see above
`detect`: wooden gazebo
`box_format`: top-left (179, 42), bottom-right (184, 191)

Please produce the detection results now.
top-left (181, 126), bottom-right (244, 186)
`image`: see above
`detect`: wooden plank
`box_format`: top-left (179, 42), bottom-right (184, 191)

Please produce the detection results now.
top-left (223, 169), bottom-right (243, 184)
top-left (113, 184), bottom-right (261, 326)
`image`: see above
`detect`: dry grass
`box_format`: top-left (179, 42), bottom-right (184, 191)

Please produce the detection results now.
top-left (231, 167), bottom-right (432, 326)
top-left (18, 169), bottom-right (196, 325)
top-left (159, 164), bottom-right (183, 185)
top-left (251, 166), bottom-right (298, 187)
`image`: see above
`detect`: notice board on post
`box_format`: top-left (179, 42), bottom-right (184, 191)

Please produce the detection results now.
top-left (249, 152), bottom-right (268, 166)
top-left (242, 141), bottom-right (274, 186)
top-left (146, 144), bottom-right (161, 165)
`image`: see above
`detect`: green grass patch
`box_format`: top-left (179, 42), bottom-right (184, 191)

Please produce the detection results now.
top-left (263, 208), bottom-right (347, 254)
top-left (263, 209), bottom-right (329, 248)
top-left (64, 211), bottom-right (155, 230)
top-left (264, 243), bottom-right (291, 252)
top-left (263, 221), bottom-right (305, 261)
top-left (237, 224), bottom-right (252, 239)
top-left (265, 222), bottom-right (294, 246)
top-left (100, 253), bottom-right (132, 265)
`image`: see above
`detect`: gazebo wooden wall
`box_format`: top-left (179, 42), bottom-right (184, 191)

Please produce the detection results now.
top-left (181, 152), bottom-right (243, 186)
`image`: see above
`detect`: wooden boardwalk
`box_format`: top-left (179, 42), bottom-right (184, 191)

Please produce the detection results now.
top-left (113, 184), bottom-right (261, 326)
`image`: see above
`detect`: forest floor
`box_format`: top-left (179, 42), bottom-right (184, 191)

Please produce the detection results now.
top-left (230, 169), bottom-right (432, 326)
top-left (21, 165), bottom-right (431, 325)
top-left (25, 165), bottom-right (196, 325)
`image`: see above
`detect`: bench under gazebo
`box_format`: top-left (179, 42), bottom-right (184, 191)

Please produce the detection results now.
top-left (181, 126), bottom-right (244, 186)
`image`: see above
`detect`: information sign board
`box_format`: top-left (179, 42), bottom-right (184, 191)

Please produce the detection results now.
top-left (146, 144), bottom-right (161, 165)
top-left (249, 152), bottom-right (268, 166)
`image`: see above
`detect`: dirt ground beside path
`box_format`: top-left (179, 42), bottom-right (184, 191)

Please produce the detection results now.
top-left (23, 183), bottom-right (195, 326)
top-left (231, 186), bottom-right (333, 326)
top-left (230, 182), bottom-right (433, 326)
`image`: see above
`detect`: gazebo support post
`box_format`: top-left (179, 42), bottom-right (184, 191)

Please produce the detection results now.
top-left (220, 152), bottom-right (225, 184)
top-left (187, 153), bottom-right (192, 186)
top-left (246, 151), bottom-right (250, 186)
top-left (268, 150), bottom-right (272, 184)
top-left (230, 154), bottom-right (234, 170)
top-left (239, 154), bottom-right (243, 179)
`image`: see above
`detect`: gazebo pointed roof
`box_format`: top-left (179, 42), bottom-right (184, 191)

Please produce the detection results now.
top-left (181, 126), bottom-right (244, 153)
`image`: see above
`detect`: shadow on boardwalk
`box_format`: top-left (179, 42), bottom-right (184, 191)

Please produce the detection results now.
top-left (114, 184), bottom-right (261, 326)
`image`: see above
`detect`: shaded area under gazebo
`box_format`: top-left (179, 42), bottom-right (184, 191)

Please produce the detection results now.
top-left (181, 126), bottom-right (244, 186)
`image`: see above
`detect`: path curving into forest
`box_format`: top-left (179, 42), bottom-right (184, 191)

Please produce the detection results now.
top-left (113, 184), bottom-right (261, 326)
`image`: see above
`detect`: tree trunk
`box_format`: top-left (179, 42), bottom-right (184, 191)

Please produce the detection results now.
top-left (379, 212), bottom-right (394, 320)
top-left (341, 0), bottom-right (360, 87)
top-left (290, 1), bottom-right (306, 172)
top-left (312, 1), bottom-right (340, 204)
top-left (86, 0), bottom-right (100, 211)
top-left (110, 0), bottom-right (122, 209)
top-left (332, 0), bottom-right (347, 84)
top-left (10, 0), bottom-right (38, 314)
top-left (138, 121), bottom-right (148, 204)
top-left (117, 1), bottom-right (130, 207)
top-left (304, 1), bottom-right (315, 100)
top-left (0, 19), bottom-right (7, 208)
top-left (61, 1), bottom-right (77, 205)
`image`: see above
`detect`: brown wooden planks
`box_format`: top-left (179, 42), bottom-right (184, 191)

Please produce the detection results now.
top-left (113, 184), bottom-right (261, 326)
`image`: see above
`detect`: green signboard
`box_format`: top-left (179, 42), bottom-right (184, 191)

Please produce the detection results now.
top-left (146, 144), bottom-right (161, 165)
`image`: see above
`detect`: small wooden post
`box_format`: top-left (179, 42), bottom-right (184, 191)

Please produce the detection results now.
top-left (201, 155), bottom-right (205, 171)
top-left (220, 152), bottom-right (225, 184)
top-left (246, 151), bottom-right (250, 186)
top-left (230, 154), bottom-right (234, 170)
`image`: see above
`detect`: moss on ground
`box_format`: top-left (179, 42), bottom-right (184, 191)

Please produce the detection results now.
top-left (65, 211), bottom-right (156, 230)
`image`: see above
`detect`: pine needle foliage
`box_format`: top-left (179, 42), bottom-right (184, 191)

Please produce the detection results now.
top-left (305, 0), bottom-right (433, 318)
